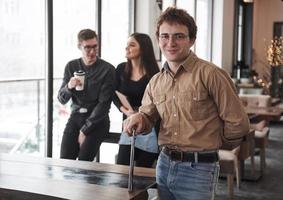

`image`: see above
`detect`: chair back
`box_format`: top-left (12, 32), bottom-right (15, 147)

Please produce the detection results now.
top-left (239, 94), bottom-right (271, 107)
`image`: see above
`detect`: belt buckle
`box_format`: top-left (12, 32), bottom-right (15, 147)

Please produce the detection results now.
top-left (167, 149), bottom-right (173, 160)
top-left (180, 151), bottom-right (183, 161)
top-left (194, 152), bottom-right (198, 163)
top-left (79, 108), bottom-right (88, 113)
top-left (171, 150), bottom-right (183, 161)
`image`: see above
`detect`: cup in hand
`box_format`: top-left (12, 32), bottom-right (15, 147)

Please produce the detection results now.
top-left (73, 70), bottom-right (85, 91)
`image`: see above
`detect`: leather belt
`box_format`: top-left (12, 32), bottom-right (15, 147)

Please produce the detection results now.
top-left (162, 147), bottom-right (218, 163)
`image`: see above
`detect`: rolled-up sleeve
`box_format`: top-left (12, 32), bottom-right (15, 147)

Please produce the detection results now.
top-left (139, 80), bottom-right (160, 134)
top-left (208, 68), bottom-right (250, 141)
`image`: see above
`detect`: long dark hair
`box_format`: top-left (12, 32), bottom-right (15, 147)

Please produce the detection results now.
top-left (124, 33), bottom-right (160, 80)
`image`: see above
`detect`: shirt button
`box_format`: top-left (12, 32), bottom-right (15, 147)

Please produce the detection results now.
top-left (174, 132), bottom-right (177, 135)
top-left (173, 96), bottom-right (175, 99)
top-left (173, 114), bottom-right (177, 117)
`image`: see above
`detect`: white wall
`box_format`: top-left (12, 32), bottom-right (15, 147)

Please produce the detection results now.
top-left (253, 0), bottom-right (283, 81)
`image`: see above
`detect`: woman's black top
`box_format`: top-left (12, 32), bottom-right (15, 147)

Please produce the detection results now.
top-left (113, 62), bottom-right (151, 120)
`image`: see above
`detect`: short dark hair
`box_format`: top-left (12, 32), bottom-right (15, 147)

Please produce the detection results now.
top-left (156, 7), bottom-right (197, 40)
top-left (77, 29), bottom-right (97, 42)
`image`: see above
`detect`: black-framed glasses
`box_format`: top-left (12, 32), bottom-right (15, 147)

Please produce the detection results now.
top-left (159, 33), bottom-right (189, 42)
top-left (82, 44), bottom-right (98, 52)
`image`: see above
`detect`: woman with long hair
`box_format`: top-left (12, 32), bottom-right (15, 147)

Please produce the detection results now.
top-left (113, 32), bottom-right (160, 167)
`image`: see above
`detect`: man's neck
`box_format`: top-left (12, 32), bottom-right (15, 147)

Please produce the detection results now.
top-left (82, 57), bottom-right (97, 66)
top-left (167, 53), bottom-right (190, 74)
top-left (167, 62), bottom-right (180, 75)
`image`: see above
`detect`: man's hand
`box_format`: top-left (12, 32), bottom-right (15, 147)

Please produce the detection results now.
top-left (67, 77), bottom-right (81, 89)
top-left (78, 131), bottom-right (86, 146)
top-left (123, 113), bottom-right (145, 136)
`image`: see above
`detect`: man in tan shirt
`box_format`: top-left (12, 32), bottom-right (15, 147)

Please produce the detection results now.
top-left (123, 7), bottom-right (250, 200)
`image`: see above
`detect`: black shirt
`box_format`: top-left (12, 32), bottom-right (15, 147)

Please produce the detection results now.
top-left (113, 62), bottom-right (151, 120)
top-left (57, 57), bottom-right (116, 135)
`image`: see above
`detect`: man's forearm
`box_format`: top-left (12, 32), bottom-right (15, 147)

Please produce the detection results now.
top-left (139, 112), bottom-right (155, 134)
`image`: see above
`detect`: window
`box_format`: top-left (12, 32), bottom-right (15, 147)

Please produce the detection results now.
top-left (177, 0), bottom-right (195, 15)
top-left (0, 0), bottom-right (46, 155)
top-left (0, 0), bottom-right (98, 158)
top-left (100, 0), bottom-right (132, 164)
top-left (53, 0), bottom-right (97, 158)
top-left (101, 0), bottom-right (130, 67)
top-left (195, 0), bottom-right (213, 61)
top-left (101, 0), bottom-right (132, 134)
top-left (177, 0), bottom-right (213, 61)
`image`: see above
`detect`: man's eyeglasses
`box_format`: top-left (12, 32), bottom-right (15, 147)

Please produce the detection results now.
top-left (159, 33), bottom-right (189, 42)
top-left (82, 44), bottom-right (98, 52)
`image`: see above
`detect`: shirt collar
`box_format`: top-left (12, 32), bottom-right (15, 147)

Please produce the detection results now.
top-left (161, 51), bottom-right (198, 73)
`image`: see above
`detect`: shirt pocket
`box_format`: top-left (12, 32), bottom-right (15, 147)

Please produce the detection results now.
top-left (190, 91), bottom-right (211, 121)
top-left (153, 94), bottom-right (166, 118)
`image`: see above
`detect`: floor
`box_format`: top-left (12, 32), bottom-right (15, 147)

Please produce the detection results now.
top-left (148, 120), bottom-right (283, 200)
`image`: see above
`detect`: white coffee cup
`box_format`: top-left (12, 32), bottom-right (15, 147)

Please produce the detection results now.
top-left (74, 71), bottom-right (85, 91)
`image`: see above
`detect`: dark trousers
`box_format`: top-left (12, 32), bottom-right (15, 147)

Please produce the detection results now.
top-left (60, 113), bottom-right (109, 161)
top-left (117, 144), bottom-right (159, 168)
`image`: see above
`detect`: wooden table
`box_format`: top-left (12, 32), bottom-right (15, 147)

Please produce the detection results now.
top-left (0, 154), bottom-right (156, 200)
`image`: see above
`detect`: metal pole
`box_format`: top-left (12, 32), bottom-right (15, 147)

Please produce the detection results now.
top-left (128, 129), bottom-right (136, 192)
top-left (46, 0), bottom-right (53, 157)
top-left (97, 0), bottom-right (101, 57)
top-left (37, 80), bottom-right (41, 150)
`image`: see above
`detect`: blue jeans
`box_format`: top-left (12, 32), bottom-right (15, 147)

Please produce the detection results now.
top-left (156, 151), bottom-right (219, 200)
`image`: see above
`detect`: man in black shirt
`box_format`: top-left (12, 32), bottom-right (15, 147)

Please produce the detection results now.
top-left (58, 29), bottom-right (116, 161)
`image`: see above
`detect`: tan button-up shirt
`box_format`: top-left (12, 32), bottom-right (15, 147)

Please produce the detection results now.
top-left (139, 51), bottom-right (249, 152)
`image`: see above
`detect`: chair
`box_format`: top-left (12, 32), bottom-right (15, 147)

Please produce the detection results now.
top-left (239, 94), bottom-right (271, 175)
top-left (239, 94), bottom-right (271, 107)
top-left (239, 94), bottom-right (281, 122)
top-left (250, 120), bottom-right (270, 174)
top-left (219, 146), bottom-right (241, 199)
